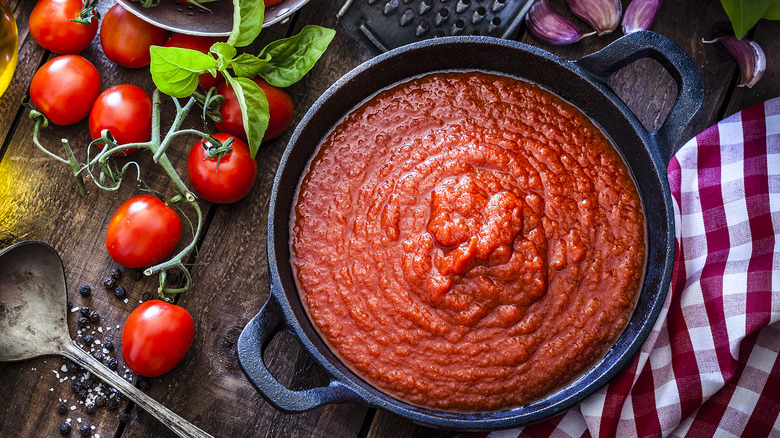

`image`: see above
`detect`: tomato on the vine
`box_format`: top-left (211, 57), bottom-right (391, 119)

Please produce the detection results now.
top-left (187, 133), bottom-right (258, 204)
top-left (100, 4), bottom-right (169, 68)
top-left (89, 84), bottom-right (152, 156)
top-left (29, 0), bottom-right (99, 54)
top-left (105, 195), bottom-right (182, 268)
top-left (164, 33), bottom-right (227, 91)
top-left (29, 54), bottom-right (101, 126)
top-left (215, 77), bottom-right (294, 143)
top-left (121, 300), bottom-right (194, 377)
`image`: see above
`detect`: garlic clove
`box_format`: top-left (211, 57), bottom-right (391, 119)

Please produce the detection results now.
top-left (703, 36), bottom-right (766, 88)
top-left (567, 0), bottom-right (622, 36)
top-left (527, 0), bottom-right (596, 46)
top-left (622, 0), bottom-right (661, 34)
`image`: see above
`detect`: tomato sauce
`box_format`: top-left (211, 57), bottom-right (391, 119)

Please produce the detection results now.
top-left (291, 71), bottom-right (645, 412)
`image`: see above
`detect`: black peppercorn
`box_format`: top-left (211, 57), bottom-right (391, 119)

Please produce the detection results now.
top-left (106, 396), bottom-right (119, 411)
top-left (92, 350), bottom-right (103, 361)
top-left (103, 276), bottom-right (116, 289)
top-left (67, 299), bottom-right (73, 309)
top-left (88, 310), bottom-right (100, 323)
top-left (137, 377), bottom-right (151, 391)
top-left (79, 424), bottom-right (91, 436)
top-left (79, 306), bottom-right (90, 317)
top-left (114, 286), bottom-right (126, 299)
top-left (77, 389), bottom-right (88, 400)
top-left (110, 267), bottom-right (123, 280)
top-left (58, 404), bottom-right (68, 415)
top-left (66, 361), bottom-right (78, 373)
top-left (107, 358), bottom-right (118, 370)
top-left (77, 316), bottom-right (90, 327)
top-left (82, 378), bottom-right (95, 390)
top-left (103, 340), bottom-right (114, 351)
top-left (79, 285), bottom-right (91, 297)
top-left (118, 412), bottom-right (130, 424)
top-left (59, 422), bottom-right (71, 435)
top-left (71, 380), bottom-right (83, 392)
top-left (85, 403), bottom-right (95, 414)
top-left (94, 395), bottom-right (105, 408)
top-left (82, 334), bottom-right (94, 345)
top-left (141, 292), bottom-right (152, 302)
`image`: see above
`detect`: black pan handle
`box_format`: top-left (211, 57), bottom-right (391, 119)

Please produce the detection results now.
top-left (236, 294), bottom-right (361, 412)
top-left (574, 30), bottom-right (704, 163)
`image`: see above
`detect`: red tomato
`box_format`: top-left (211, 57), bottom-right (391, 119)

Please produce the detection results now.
top-left (105, 195), bottom-right (183, 268)
top-left (164, 33), bottom-right (226, 91)
top-left (100, 4), bottom-right (168, 68)
top-left (121, 300), bottom-right (194, 377)
top-left (187, 133), bottom-right (258, 204)
top-left (29, 54), bottom-right (101, 126)
top-left (265, 0), bottom-right (283, 6)
top-left (89, 84), bottom-right (152, 156)
top-left (215, 77), bottom-right (294, 143)
top-left (29, 0), bottom-right (99, 54)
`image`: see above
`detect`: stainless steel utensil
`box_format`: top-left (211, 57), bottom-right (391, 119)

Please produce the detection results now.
top-left (0, 241), bottom-right (213, 438)
top-left (115, 0), bottom-right (312, 36)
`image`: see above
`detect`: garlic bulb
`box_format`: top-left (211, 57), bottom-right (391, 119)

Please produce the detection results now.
top-left (527, 0), bottom-right (595, 46)
top-left (704, 36), bottom-right (766, 88)
top-left (622, 0), bottom-right (661, 34)
top-left (567, 0), bottom-right (622, 36)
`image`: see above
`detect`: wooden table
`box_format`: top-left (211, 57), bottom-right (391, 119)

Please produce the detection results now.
top-left (1, 1), bottom-right (778, 437)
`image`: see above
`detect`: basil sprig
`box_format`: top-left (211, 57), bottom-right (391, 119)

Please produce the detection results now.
top-left (149, 0), bottom-right (335, 158)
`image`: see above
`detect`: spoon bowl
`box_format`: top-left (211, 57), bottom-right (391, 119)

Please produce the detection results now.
top-left (0, 241), bottom-right (212, 438)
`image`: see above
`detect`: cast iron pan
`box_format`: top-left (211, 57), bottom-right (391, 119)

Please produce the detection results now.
top-left (237, 31), bottom-right (704, 430)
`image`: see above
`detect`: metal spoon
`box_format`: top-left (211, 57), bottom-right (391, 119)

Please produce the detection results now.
top-left (0, 241), bottom-right (213, 438)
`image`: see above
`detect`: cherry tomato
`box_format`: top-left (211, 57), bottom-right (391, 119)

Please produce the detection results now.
top-left (89, 84), bottom-right (152, 156)
top-left (100, 4), bottom-right (168, 68)
top-left (105, 195), bottom-right (182, 268)
top-left (164, 33), bottom-right (227, 91)
top-left (121, 300), bottom-right (194, 377)
top-left (29, 54), bottom-right (101, 126)
top-left (265, 0), bottom-right (283, 6)
top-left (29, 0), bottom-right (99, 54)
top-left (215, 77), bottom-right (294, 143)
top-left (187, 133), bottom-right (258, 204)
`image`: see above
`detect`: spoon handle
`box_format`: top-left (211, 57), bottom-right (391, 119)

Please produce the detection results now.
top-left (63, 341), bottom-right (214, 438)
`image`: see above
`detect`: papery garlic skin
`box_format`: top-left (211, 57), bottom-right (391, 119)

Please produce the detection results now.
top-left (567, 0), bottom-right (622, 36)
top-left (622, 0), bottom-right (661, 34)
top-left (704, 36), bottom-right (766, 88)
top-left (527, 0), bottom-right (595, 45)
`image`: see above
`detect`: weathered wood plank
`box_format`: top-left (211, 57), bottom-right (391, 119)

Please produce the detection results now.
top-left (0, 1), bottom-right (213, 437)
top-left (118, 1), bottom-right (372, 437)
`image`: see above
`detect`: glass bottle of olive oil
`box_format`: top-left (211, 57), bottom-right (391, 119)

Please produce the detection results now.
top-left (0, 0), bottom-right (18, 97)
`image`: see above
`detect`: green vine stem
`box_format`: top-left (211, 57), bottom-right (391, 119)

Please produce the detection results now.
top-left (29, 88), bottom-right (216, 300)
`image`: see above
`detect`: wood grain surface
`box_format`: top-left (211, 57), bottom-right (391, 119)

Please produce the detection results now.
top-left (0, 0), bottom-right (778, 437)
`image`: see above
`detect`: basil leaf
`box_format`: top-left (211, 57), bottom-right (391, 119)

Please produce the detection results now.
top-left (720, 0), bottom-right (780, 38)
top-left (765, 0), bottom-right (780, 19)
top-left (225, 75), bottom-right (269, 158)
top-left (258, 25), bottom-right (336, 88)
top-left (231, 53), bottom-right (270, 78)
top-left (211, 42), bottom-right (237, 61)
top-left (228, 0), bottom-right (264, 48)
top-left (150, 46), bottom-right (218, 98)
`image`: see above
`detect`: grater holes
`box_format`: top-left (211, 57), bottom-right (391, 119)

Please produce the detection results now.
top-left (434, 8), bottom-right (449, 26)
top-left (384, 0), bottom-right (399, 15)
top-left (400, 8), bottom-right (415, 26)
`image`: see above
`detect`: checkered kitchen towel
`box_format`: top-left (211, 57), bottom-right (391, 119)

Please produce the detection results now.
top-left (469, 97), bottom-right (780, 437)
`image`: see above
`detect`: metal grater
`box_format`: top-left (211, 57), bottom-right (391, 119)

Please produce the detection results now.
top-left (337, 0), bottom-right (535, 55)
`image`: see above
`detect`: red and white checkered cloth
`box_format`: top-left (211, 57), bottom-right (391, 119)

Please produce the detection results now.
top-left (466, 97), bottom-right (780, 438)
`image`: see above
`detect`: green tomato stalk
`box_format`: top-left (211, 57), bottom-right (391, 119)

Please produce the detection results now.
top-left (28, 90), bottom-right (215, 301)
